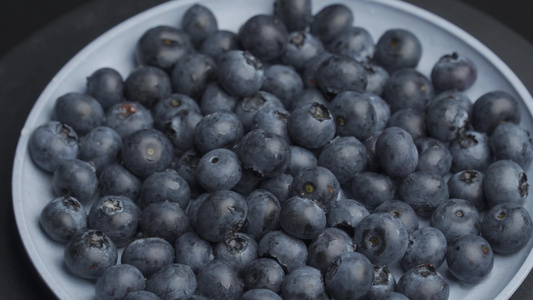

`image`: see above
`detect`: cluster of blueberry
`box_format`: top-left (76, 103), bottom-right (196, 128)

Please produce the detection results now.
top-left (28, 0), bottom-right (533, 299)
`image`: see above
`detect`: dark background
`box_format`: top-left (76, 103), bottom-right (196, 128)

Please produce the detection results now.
top-left (0, 1), bottom-right (532, 299)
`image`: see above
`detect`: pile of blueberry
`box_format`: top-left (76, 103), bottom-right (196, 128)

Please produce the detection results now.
top-left (28, 0), bottom-right (533, 299)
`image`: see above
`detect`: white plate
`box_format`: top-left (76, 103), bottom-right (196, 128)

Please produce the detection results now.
top-left (12, 0), bottom-right (533, 299)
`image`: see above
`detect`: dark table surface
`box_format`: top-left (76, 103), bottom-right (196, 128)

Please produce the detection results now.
top-left (1, 0), bottom-right (532, 299)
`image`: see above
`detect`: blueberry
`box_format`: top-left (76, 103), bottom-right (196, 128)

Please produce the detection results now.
top-left (39, 195), bottom-right (87, 243)
top-left (481, 202), bottom-right (533, 254)
top-left (290, 165), bottom-right (341, 212)
top-left (471, 90), bottom-right (521, 134)
top-left (367, 265), bottom-right (396, 300)
top-left (427, 94), bottom-right (473, 143)
top-left (375, 127), bottom-right (419, 179)
top-left (273, 0), bottom-right (312, 32)
top-left (258, 173), bottom-right (293, 204)
top-left (376, 292), bottom-right (409, 300)
top-left (53, 92), bottom-right (104, 136)
top-left (123, 291), bottom-right (161, 300)
top-left (280, 266), bottom-right (328, 299)
top-left (429, 89), bottom-right (473, 114)
top-left (64, 229), bottom-right (118, 280)
top-left (214, 232), bottom-right (258, 275)
top-left (88, 195), bottom-right (141, 247)
top-left (329, 91), bottom-right (378, 141)
top-left (374, 200), bottom-right (419, 234)
top-left (287, 102), bottom-right (336, 149)
top-left (288, 88), bottom-right (329, 113)
top-left (234, 91), bottom-right (284, 132)
top-left (121, 237), bottom-right (175, 278)
top-left (252, 106), bottom-right (291, 144)
top-left (242, 289), bottom-right (282, 300)
top-left (281, 31), bottom-right (325, 72)
top-left (447, 169), bottom-right (487, 211)
top-left (98, 163), bottom-right (142, 201)
top-left (28, 121), bottom-right (79, 173)
top-left (318, 136), bottom-right (367, 185)
top-left (373, 28), bottom-right (422, 73)
top-left (121, 128), bottom-right (174, 179)
top-left (194, 111), bottom-right (244, 154)
top-left (484, 159), bottom-right (529, 207)
top-left (310, 3), bottom-right (354, 44)
top-left (327, 26), bottom-right (374, 63)
top-left (124, 66), bottom-right (172, 108)
top-left (316, 54), bottom-right (368, 99)
top-left (163, 109), bottom-right (203, 152)
top-left (326, 199), bottom-right (370, 236)
top-left (446, 234), bottom-right (494, 284)
top-left (239, 14), bottom-right (288, 61)
top-left (398, 171), bottom-right (449, 218)
top-left (353, 212), bottom-right (409, 266)
top-left (199, 82), bottom-right (238, 115)
top-left (261, 64), bottom-right (303, 108)
top-left (366, 92), bottom-right (391, 132)
top-left (431, 52), bottom-right (477, 92)
top-left (86, 67), bottom-right (124, 110)
top-left (232, 168), bottom-right (264, 196)
top-left (197, 259), bottom-right (244, 300)
top-left (174, 231), bottom-right (214, 273)
top-left (242, 189), bottom-right (281, 240)
top-left (175, 149), bottom-right (204, 197)
top-left (349, 172), bottom-right (397, 211)
top-left (301, 52), bottom-right (333, 88)
top-left (430, 198), bottom-right (480, 244)
top-left (78, 126), bottom-right (122, 173)
top-left (396, 264), bottom-right (449, 300)
top-left (414, 137), bottom-right (452, 176)
top-left (52, 159), bottom-right (98, 204)
top-left (279, 196), bottom-right (326, 240)
top-left (140, 200), bottom-right (190, 243)
top-left (181, 4), bottom-right (218, 48)
top-left (94, 264), bottom-right (145, 300)
top-left (400, 226), bottom-right (447, 271)
top-left (307, 227), bottom-right (355, 273)
top-left (324, 252), bottom-right (374, 300)
top-left (151, 93), bottom-right (200, 131)
top-left (490, 122), bottom-right (533, 169)
top-left (383, 68), bottom-right (433, 113)
top-left (145, 264), bottom-right (198, 300)
top-left (363, 63), bottom-right (390, 96)
top-left (199, 30), bottom-right (241, 62)
top-left (242, 258), bottom-right (285, 293)
top-left (196, 148), bottom-right (242, 191)
top-left (448, 130), bottom-right (492, 172)
top-left (171, 53), bottom-right (217, 100)
top-left (388, 108), bottom-right (427, 141)
top-left (258, 230), bottom-right (307, 273)
top-left (287, 145), bottom-right (317, 176)
top-left (103, 102), bottom-right (153, 139)
top-left (216, 50), bottom-right (264, 98)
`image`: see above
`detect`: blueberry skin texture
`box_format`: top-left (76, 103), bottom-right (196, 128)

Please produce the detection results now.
top-left (64, 229), bottom-right (118, 280)
top-left (140, 200), bottom-right (190, 243)
top-left (199, 82), bottom-right (238, 115)
top-left (242, 258), bottom-right (285, 293)
top-left (481, 203), bottom-right (533, 254)
top-left (281, 266), bottom-right (329, 300)
top-left (145, 264), bottom-right (197, 300)
top-left (237, 129), bottom-right (291, 179)
top-left (53, 92), bottom-right (104, 136)
top-left (373, 28), bottom-right (423, 73)
top-left (104, 102), bottom-right (154, 139)
top-left (426, 97), bottom-right (470, 143)
top-left (290, 165), bottom-right (341, 212)
top-left (301, 52), bottom-right (333, 89)
top-left (39, 196), bottom-right (87, 243)
top-left (431, 52), bottom-right (477, 92)
top-left (280, 196), bottom-right (326, 240)
top-left (98, 163), bottom-right (142, 201)
top-left (52, 159), bottom-right (98, 204)
top-left (213, 232), bottom-right (258, 274)
top-left (242, 189), bottom-right (281, 240)
top-left (388, 108), bottom-right (427, 142)
top-left (288, 88), bottom-right (329, 113)
top-left (78, 126), bottom-right (122, 174)
top-left (199, 30), bottom-right (241, 62)
top-left (471, 90), bottom-right (521, 134)
top-left (175, 149), bottom-right (203, 198)
top-left (273, 0), bottom-right (312, 32)
top-left (353, 212), bottom-right (409, 266)
top-left (171, 52), bottom-right (217, 100)
top-left (181, 3), bottom-right (218, 48)
top-left (216, 50), bottom-right (264, 98)
top-left (88, 195), bottom-right (141, 247)
top-left (430, 198), bottom-right (480, 244)
top-left (329, 91), bottom-right (378, 141)
top-left (318, 136), bottom-right (367, 185)
top-left (349, 172), bottom-right (397, 211)
top-left (447, 169), bottom-right (487, 211)
top-left (363, 63), bottom-right (390, 96)
top-left (258, 230), bottom-right (308, 273)
top-left (400, 226), bottom-right (447, 271)
top-left (383, 68), bottom-right (433, 113)
top-left (163, 109), bottom-right (203, 152)
top-left (194, 111), bottom-right (244, 154)
top-left (124, 66), bottom-right (172, 108)
top-left (307, 227), bottom-right (355, 274)
top-left (261, 64), bottom-right (303, 108)
top-left (287, 102), bottom-right (336, 149)
top-left (316, 54), bottom-right (368, 99)
top-left (287, 145), bottom-right (318, 176)
top-left (196, 148), bottom-right (242, 191)
top-left (135, 25), bottom-right (194, 73)
top-left (449, 130), bottom-right (492, 172)
top-left (28, 121), bottom-right (79, 173)
top-left (174, 231), bottom-right (214, 273)
top-left (396, 264), bottom-right (449, 300)
top-left (446, 234), bottom-right (494, 284)
top-left (151, 93), bottom-right (200, 131)
top-left (234, 91), bottom-right (285, 132)
top-left (121, 128), bottom-right (174, 179)
top-left (310, 3), bottom-right (354, 44)
top-left (281, 31), bottom-right (325, 72)
top-left (483, 159), bottom-right (529, 207)
top-left (258, 173), bottom-right (293, 204)
top-left (252, 106), bottom-right (291, 144)
top-left (490, 122), bottom-right (533, 170)
top-left (94, 264), bottom-right (145, 300)
top-left (326, 199), bottom-right (370, 236)
top-left (367, 265), bottom-right (396, 300)
top-left (324, 252), bottom-right (374, 300)
top-left (430, 89), bottom-right (473, 113)
top-left (242, 289), bottom-right (282, 300)
top-left (239, 14), bottom-right (288, 61)
top-left (415, 137), bottom-right (452, 177)
top-left (197, 259), bottom-right (244, 300)
top-left (194, 190), bottom-right (248, 242)
top-left (327, 26), bottom-right (374, 63)
top-left (375, 127), bottom-right (419, 179)
top-left (374, 200), bottom-right (419, 234)
top-left (121, 237), bottom-right (175, 278)
top-left (123, 291), bottom-right (161, 300)
top-left (86, 67), bottom-right (124, 110)
top-left (398, 171), bottom-right (449, 218)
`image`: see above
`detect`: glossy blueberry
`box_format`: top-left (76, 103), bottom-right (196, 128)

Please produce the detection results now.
top-left (52, 159), bottom-right (98, 204)
top-left (373, 28), bottom-right (422, 73)
top-left (258, 230), bottom-right (307, 273)
top-left (414, 137), bottom-right (452, 176)
top-left (123, 291), bottom-right (161, 300)
top-left (194, 190), bottom-right (248, 242)
top-left (261, 64), bottom-right (303, 108)
top-left (181, 3), bottom-right (218, 48)
top-left (163, 109), bottom-right (203, 152)
top-left (121, 128), bottom-right (174, 178)
top-left (324, 252), bottom-right (374, 300)
top-left (375, 127), bottom-right (419, 179)
top-left (171, 53), bottom-right (217, 100)
top-left (199, 82), bottom-right (238, 115)
top-left (287, 102), bottom-right (336, 149)
top-left (400, 226), bottom-right (447, 271)
top-left (174, 231), bottom-right (214, 273)
top-left (398, 171), bottom-right (448, 218)
top-left (140, 200), bottom-right (190, 243)
top-left (430, 198), bottom-right (480, 243)
top-left (151, 93), bottom-right (200, 131)
top-left (145, 263), bottom-right (198, 300)
top-left (446, 234), bottom-right (494, 284)
top-left (197, 259), bottom-right (244, 300)
top-left (383, 68), bottom-right (433, 113)
top-left (374, 200), bottom-right (419, 234)
top-left (287, 145), bottom-right (317, 176)
top-left (316, 54), bottom-right (368, 99)
top-left (471, 90), bottom-right (521, 134)
top-left (353, 212), bottom-right (409, 266)
top-left (301, 52), bottom-right (333, 88)
top-left (349, 172), bottom-right (396, 210)
top-left (288, 88), bottom-right (328, 113)
top-left (281, 31), bottom-right (325, 72)
top-left (242, 289), bottom-right (282, 300)
top-left (281, 266), bottom-right (328, 299)
top-left (239, 14), bottom-right (288, 61)
top-left (40, 196), bottom-right (87, 243)
top-left (234, 91), bottom-right (284, 132)
top-left (329, 91), bottom-right (378, 141)
top-left (104, 102), bottom-right (153, 139)
top-left (327, 26), bottom-right (374, 63)
top-left (88, 195), bottom-right (141, 247)
top-left (258, 173), bottom-right (293, 204)
top-left (199, 30), bottom-right (241, 62)
top-left (121, 237), bottom-right (175, 278)
top-left (490, 122), bottom-right (533, 170)
top-left (217, 50), bottom-right (264, 98)
top-left (481, 202), bottom-right (533, 254)
top-left (242, 258), bottom-right (285, 293)
top-left (449, 130), bottom-right (492, 172)
top-left (135, 25), bottom-right (194, 72)
top-left (124, 66), bottom-right (172, 108)
top-left (367, 265), bottom-right (396, 300)
top-left (307, 227), bottom-right (355, 273)
top-left (64, 229), bottom-right (118, 280)
top-left (78, 126), bottom-right (122, 174)
top-left (194, 111), bottom-right (244, 154)
top-left (388, 108), bottom-right (427, 141)
top-left (279, 196), bottom-right (326, 240)
top-left (98, 163), bottom-right (141, 201)
top-left (175, 149), bottom-right (203, 197)
top-left (290, 165), bottom-right (341, 212)
top-left (252, 106), bottom-right (291, 144)
top-left (86, 67), bottom-right (124, 110)
top-left (431, 52), bottom-right (477, 92)
top-left (53, 92), bottom-right (104, 136)
top-left (242, 189), bottom-right (281, 240)
top-left (484, 159), bottom-right (529, 207)
top-left (196, 148), bottom-right (242, 191)
top-left (366, 92), bottom-right (391, 132)
top-left (94, 264), bottom-right (145, 300)
top-left (363, 63), bottom-right (389, 96)
top-left (326, 199), bottom-right (370, 236)
top-left (214, 233), bottom-right (258, 275)
top-left (310, 3), bottom-right (354, 43)
top-left (273, 0), bottom-right (312, 32)
top-left (396, 264), bottom-right (449, 300)
top-left (28, 121), bottom-right (79, 173)
top-left (318, 136), bottom-right (367, 184)
top-left (426, 97), bottom-right (470, 143)
top-left (447, 170), bottom-right (487, 211)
